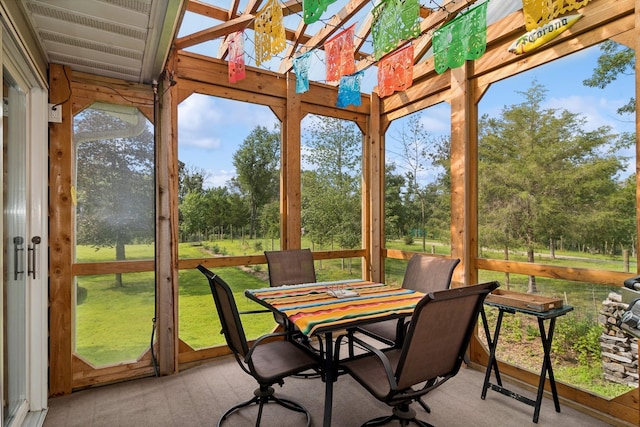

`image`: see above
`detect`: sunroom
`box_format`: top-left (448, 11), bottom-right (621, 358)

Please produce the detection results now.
top-left (1, 0), bottom-right (638, 426)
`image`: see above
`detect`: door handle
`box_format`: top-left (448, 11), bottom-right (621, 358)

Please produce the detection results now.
top-left (13, 236), bottom-right (24, 280)
top-left (28, 236), bottom-right (41, 279)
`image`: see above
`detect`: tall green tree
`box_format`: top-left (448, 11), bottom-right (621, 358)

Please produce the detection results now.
top-left (478, 82), bottom-right (629, 293)
top-left (302, 116), bottom-right (361, 253)
top-left (74, 105), bottom-right (154, 287)
top-left (230, 125), bottom-right (280, 239)
top-left (391, 114), bottom-right (441, 250)
top-left (426, 135), bottom-right (453, 244)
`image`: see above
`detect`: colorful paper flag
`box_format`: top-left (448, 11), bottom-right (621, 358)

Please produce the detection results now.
top-left (378, 44), bottom-right (413, 97)
top-left (336, 71), bottom-right (363, 108)
top-left (325, 24), bottom-right (356, 82)
top-left (293, 51), bottom-right (312, 93)
top-left (228, 31), bottom-right (245, 84)
top-left (433, 2), bottom-right (487, 74)
top-left (372, 0), bottom-right (420, 60)
top-left (254, 0), bottom-right (286, 66)
top-left (303, 0), bottom-right (338, 24)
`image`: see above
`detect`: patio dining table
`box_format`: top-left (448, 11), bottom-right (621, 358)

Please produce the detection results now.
top-left (245, 279), bottom-right (425, 427)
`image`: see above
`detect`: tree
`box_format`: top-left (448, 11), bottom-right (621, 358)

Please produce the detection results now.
top-left (426, 135), bottom-right (453, 244)
top-left (302, 116), bottom-right (362, 255)
top-left (260, 200), bottom-right (281, 250)
top-left (231, 125), bottom-right (280, 239)
top-left (178, 162), bottom-right (207, 202)
top-left (385, 164), bottom-right (406, 241)
top-left (583, 40), bottom-right (635, 115)
top-left (478, 82), bottom-right (629, 293)
top-left (390, 114), bottom-right (441, 250)
top-left (74, 105), bottom-right (154, 287)
top-left (179, 191), bottom-right (209, 240)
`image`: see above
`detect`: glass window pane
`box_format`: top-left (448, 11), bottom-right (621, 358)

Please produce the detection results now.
top-left (180, 267), bottom-right (276, 349)
top-left (301, 114), bottom-right (363, 253)
top-left (74, 273), bottom-right (154, 366)
top-left (74, 102), bottom-right (155, 263)
top-left (385, 104), bottom-right (452, 254)
top-left (477, 43), bottom-right (636, 274)
top-left (177, 94), bottom-right (280, 257)
top-left (476, 41), bottom-right (636, 400)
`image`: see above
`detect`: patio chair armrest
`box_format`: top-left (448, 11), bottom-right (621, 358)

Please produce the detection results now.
top-left (245, 331), bottom-right (289, 360)
top-left (338, 334), bottom-right (397, 390)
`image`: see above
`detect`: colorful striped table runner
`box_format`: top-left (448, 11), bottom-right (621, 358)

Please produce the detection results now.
top-left (246, 280), bottom-right (424, 336)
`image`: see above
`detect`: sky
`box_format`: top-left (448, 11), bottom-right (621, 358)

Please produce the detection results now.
top-left (176, 2), bottom-right (636, 189)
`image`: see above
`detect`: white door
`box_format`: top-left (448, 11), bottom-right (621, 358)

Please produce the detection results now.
top-left (3, 69), bottom-right (29, 427)
top-left (1, 18), bottom-right (48, 427)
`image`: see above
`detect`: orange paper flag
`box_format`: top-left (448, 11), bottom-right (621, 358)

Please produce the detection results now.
top-left (378, 44), bottom-right (413, 97)
top-left (325, 24), bottom-right (356, 82)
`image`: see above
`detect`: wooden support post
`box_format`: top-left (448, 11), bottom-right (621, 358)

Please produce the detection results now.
top-left (156, 67), bottom-right (179, 375)
top-left (449, 63), bottom-right (477, 288)
top-left (48, 64), bottom-right (74, 396)
top-left (367, 92), bottom-right (382, 282)
top-left (284, 75), bottom-right (302, 249)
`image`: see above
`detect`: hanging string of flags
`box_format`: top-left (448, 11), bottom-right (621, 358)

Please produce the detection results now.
top-left (223, 0), bottom-right (585, 104)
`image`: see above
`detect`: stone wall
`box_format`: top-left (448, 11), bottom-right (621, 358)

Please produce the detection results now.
top-left (598, 292), bottom-right (639, 387)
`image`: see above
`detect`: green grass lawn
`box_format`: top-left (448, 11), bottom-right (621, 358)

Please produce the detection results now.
top-left (73, 239), bottom-right (636, 398)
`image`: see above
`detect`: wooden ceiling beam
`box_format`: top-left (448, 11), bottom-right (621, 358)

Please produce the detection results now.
top-left (242, 0), bottom-right (263, 15)
top-left (278, 19), bottom-right (309, 73)
top-left (175, 14), bottom-right (254, 50)
top-left (229, 0), bottom-right (241, 19)
top-left (182, 0), bottom-right (306, 54)
top-left (187, 0), bottom-right (230, 21)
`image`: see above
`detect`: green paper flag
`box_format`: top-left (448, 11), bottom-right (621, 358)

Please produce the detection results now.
top-left (303, 0), bottom-right (338, 24)
top-left (372, 0), bottom-right (420, 60)
top-left (433, 2), bottom-right (488, 74)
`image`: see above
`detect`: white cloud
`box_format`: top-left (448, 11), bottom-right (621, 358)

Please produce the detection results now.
top-left (204, 168), bottom-right (235, 189)
top-left (178, 94), bottom-right (223, 131)
top-left (418, 104), bottom-right (451, 134)
top-left (545, 95), bottom-right (633, 133)
top-left (183, 136), bottom-right (222, 150)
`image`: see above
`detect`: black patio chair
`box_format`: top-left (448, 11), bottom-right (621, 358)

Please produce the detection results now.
top-left (356, 255), bottom-right (460, 347)
top-left (196, 264), bottom-right (320, 427)
top-left (336, 281), bottom-right (499, 426)
top-left (264, 249), bottom-right (322, 377)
